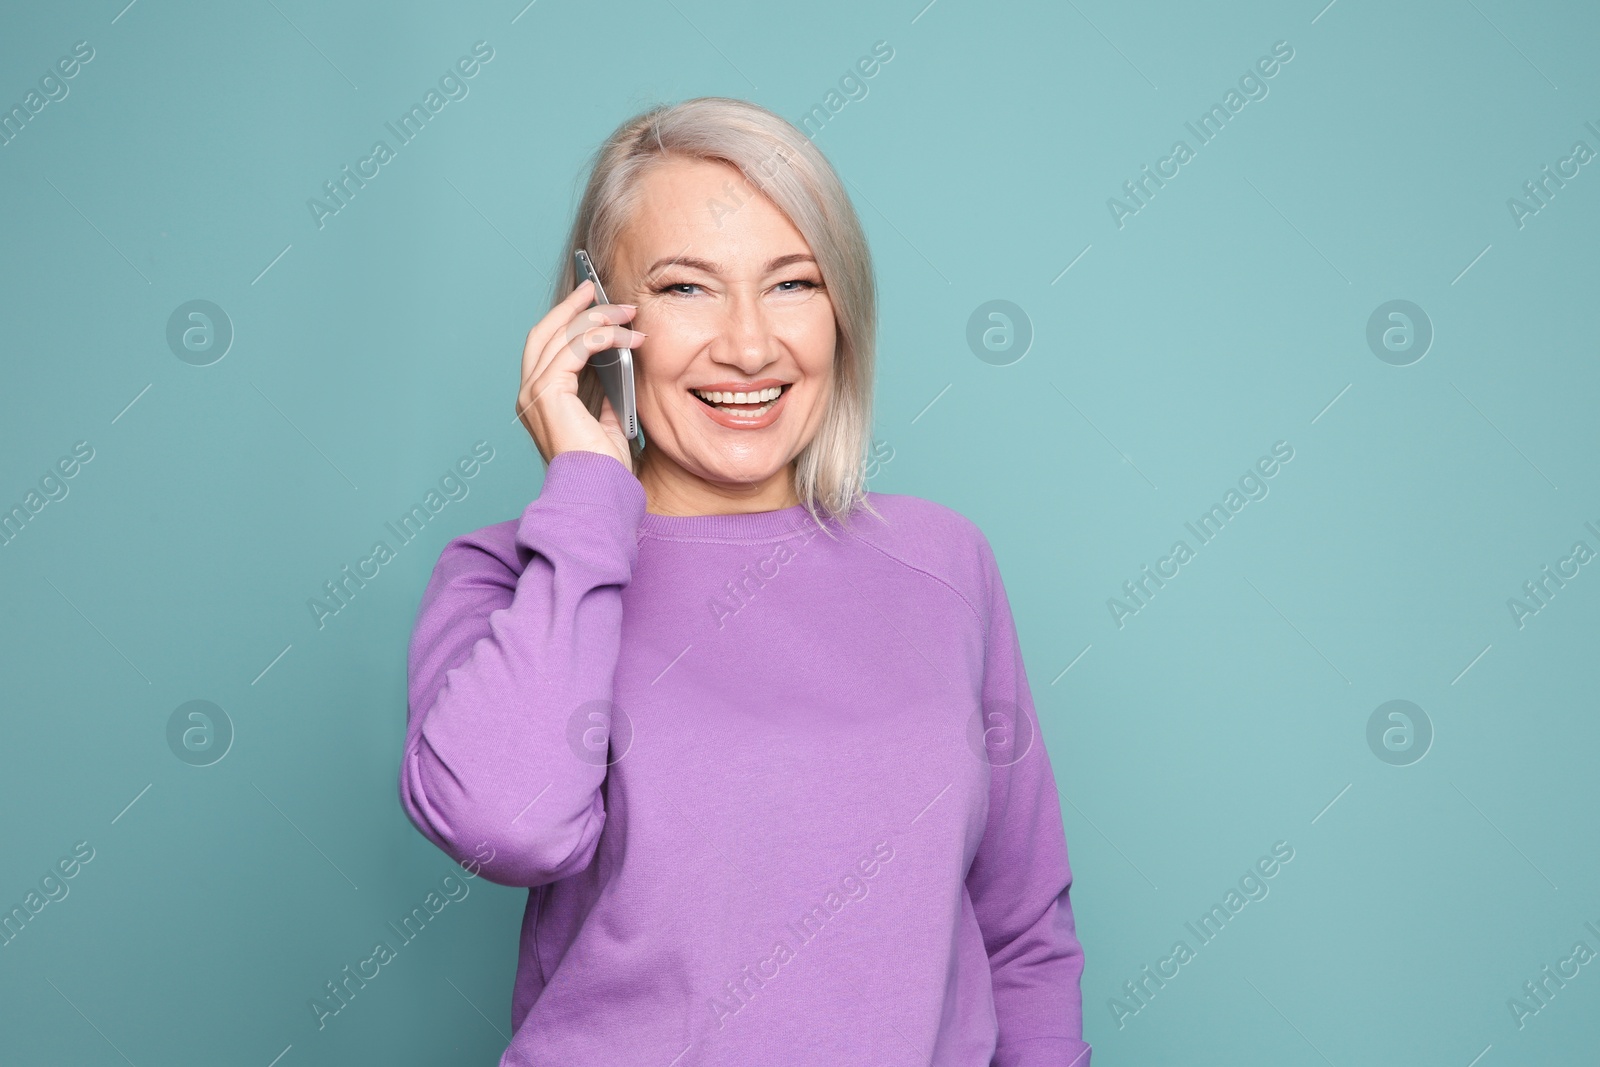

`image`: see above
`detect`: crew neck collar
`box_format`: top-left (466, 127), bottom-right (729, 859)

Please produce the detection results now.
top-left (638, 501), bottom-right (825, 543)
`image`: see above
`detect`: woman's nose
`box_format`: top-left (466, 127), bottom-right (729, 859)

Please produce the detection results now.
top-left (719, 293), bottom-right (773, 367)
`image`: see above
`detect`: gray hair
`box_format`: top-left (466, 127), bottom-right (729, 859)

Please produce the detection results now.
top-left (551, 96), bottom-right (879, 533)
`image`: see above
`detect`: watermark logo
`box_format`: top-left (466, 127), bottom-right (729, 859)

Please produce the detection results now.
top-left (706, 840), bottom-right (894, 1031)
top-left (1107, 41), bottom-right (1295, 229)
top-left (966, 698), bottom-right (1036, 767)
top-left (1, 841), bottom-right (96, 949)
top-left (1108, 840), bottom-right (1295, 1028)
top-left (708, 142), bottom-right (796, 228)
top-left (565, 699), bottom-right (634, 767)
top-left (307, 42), bottom-right (494, 230)
top-left (797, 40), bottom-right (894, 141)
top-left (1506, 521), bottom-right (1599, 629)
top-left (1507, 121), bottom-right (1599, 230)
top-left (862, 437), bottom-right (894, 481)
top-left (0, 439), bottom-right (95, 549)
top-left (1508, 919), bottom-right (1600, 1030)
top-left (166, 300), bottom-right (233, 366)
top-left (1108, 441), bottom-right (1294, 628)
top-left (167, 699), bottom-right (233, 767)
top-left (308, 441), bottom-right (495, 631)
top-left (0, 40), bottom-right (95, 149)
top-left (1365, 300), bottom-right (1432, 366)
top-left (966, 300), bottom-right (1032, 366)
top-left (707, 525), bottom-right (820, 630)
top-left (1366, 699), bottom-right (1431, 766)
top-left (308, 845), bottom-right (494, 1030)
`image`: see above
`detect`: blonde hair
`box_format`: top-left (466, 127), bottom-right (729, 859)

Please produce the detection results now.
top-left (551, 96), bottom-right (879, 533)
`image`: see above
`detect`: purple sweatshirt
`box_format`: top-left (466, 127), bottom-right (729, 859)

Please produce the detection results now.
top-left (400, 449), bottom-right (1090, 1066)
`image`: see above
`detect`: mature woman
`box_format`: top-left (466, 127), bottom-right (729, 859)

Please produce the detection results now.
top-left (400, 97), bottom-right (1090, 1066)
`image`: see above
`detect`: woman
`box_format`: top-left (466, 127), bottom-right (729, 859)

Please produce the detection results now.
top-left (400, 97), bottom-right (1090, 1067)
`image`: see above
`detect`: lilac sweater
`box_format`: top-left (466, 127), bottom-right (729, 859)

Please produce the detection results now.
top-left (400, 449), bottom-right (1090, 1066)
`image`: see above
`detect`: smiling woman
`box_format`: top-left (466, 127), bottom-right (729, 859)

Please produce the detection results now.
top-left (399, 97), bottom-right (1092, 1067)
top-left (539, 100), bottom-right (878, 525)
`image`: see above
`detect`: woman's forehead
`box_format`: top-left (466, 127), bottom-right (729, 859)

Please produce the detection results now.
top-left (616, 163), bottom-right (809, 273)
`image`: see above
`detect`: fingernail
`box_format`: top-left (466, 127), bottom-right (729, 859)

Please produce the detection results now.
top-left (630, 330), bottom-right (648, 341)
top-left (620, 303), bottom-right (638, 310)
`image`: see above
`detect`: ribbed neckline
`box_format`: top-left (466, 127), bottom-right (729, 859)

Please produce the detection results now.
top-left (637, 501), bottom-right (825, 543)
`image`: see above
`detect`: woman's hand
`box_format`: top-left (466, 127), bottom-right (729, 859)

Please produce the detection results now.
top-left (516, 278), bottom-right (645, 469)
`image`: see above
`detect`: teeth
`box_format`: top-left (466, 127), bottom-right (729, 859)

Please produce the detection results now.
top-left (709, 399), bottom-right (776, 416)
top-left (693, 386), bottom-right (783, 404)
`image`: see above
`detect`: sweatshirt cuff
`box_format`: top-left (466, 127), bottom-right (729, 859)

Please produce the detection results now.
top-left (539, 449), bottom-right (647, 522)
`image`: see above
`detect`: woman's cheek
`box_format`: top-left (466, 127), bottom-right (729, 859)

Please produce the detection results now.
top-left (800, 319), bottom-right (839, 368)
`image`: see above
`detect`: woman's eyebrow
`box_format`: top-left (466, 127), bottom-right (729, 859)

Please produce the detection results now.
top-left (643, 252), bottom-right (816, 278)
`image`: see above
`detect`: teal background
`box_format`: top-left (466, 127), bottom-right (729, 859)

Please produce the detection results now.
top-left (2, 0), bottom-right (1597, 1063)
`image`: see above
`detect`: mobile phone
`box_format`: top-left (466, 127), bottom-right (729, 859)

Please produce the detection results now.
top-left (573, 249), bottom-right (639, 440)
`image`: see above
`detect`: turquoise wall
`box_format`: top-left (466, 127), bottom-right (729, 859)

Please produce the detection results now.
top-left (2, 0), bottom-right (1597, 1063)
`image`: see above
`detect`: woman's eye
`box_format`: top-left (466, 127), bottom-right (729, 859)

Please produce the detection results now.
top-left (652, 279), bottom-right (819, 297)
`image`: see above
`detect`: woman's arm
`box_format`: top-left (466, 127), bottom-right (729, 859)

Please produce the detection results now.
top-left (398, 449), bottom-right (645, 887)
top-left (967, 534), bottom-right (1092, 1067)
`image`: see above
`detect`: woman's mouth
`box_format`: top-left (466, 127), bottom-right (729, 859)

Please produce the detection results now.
top-left (690, 384), bottom-right (791, 428)
top-left (691, 384), bottom-right (786, 414)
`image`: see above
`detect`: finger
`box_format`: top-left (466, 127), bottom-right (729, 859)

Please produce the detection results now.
top-left (537, 321), bottom-right (646, 390)
top-left (525, 297), bottom-right (640, 393)
top-left (536, 302), bottom-right (638, 377)
top-left (517, 320), bottom-right (643, 434)
top-left (520, 278), bottom-right (596, 386)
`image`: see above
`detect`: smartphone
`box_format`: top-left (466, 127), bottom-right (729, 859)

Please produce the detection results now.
top-left (573, 249), bottom-right (639, 440)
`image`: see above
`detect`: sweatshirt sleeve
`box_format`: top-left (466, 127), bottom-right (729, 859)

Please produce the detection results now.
top-left (967, 532), bottom-right (1092, 1067)
top-left (399, 449), bottom-right (647, 888)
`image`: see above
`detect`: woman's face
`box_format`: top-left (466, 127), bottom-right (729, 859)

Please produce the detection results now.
top-left (609, 156), bottom-right (837, 512)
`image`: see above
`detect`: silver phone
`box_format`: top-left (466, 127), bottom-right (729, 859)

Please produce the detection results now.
top-left (573, 249), bottom-right (638, 440)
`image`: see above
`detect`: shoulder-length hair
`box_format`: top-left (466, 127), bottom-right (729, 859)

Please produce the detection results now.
top-left (551, 96), bottom-right (879, 532)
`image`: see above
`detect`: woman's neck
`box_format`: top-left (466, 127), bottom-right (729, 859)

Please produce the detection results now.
top-left (637, 453), bottom-right (800, 517)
